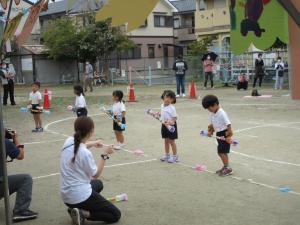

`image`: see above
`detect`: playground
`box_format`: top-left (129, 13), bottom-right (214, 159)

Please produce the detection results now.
top-left (1, 84), bottom-right (300, 225)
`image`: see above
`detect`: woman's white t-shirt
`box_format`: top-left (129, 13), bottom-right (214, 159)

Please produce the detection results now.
top-left (60, 137), bottom-right (97, 204)
top-left (75, 94), bottom-right (86, 108)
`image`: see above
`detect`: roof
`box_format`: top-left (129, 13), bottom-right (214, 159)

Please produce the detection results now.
top-left (40, 0), bottom-right (107, 17)
top-left (170, 0), bottom-right (195, 12)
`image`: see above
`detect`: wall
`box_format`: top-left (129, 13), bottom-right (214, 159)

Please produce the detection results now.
top-left (127, 0), bottom-right (175, 37)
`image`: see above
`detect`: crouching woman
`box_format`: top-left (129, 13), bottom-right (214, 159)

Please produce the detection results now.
top-left (60, 116), bottom-right (121, 225)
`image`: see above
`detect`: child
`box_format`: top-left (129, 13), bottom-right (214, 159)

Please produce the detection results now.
top-left (237, 73), bottom-right (248, 90)
top-left (74, 85), bottom-right (88, 117)
top-left (29, 82), bottom-right (43, 132)
top-left (202, 95), bottom-right (233, 176)
top-left (112, 90), bottom-right (126, 150)
top-left (160, 90), bottom-right (178, 163)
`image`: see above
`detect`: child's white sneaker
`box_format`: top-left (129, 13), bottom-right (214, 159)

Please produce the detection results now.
top-left (114, 143), bottom-right (122, 150)
top-left (176, 94), bottom-right (180, 98)
top-left (160, 154), bottom-right (170, 162)
top-left (167, 155), bottom-right (178, 163)
top-left (182, 93), bottom-right (186, 97)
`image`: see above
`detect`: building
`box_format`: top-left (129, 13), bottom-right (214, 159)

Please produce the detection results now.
top-left (171, 0), bottom-right (197, 54)
top-left (195, 0), bottom-right (230, 53)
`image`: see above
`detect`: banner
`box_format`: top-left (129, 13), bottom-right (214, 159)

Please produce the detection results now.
top-left (95, 0), bottom-right (159, 32)
top-left (3, 12), bottom-right (23, 41)
top-left (17, 0), bottom-right (46, 46)
top-left (0, 0), bottom-right (8, 9)
top-left (230, 0), bottom-right (289, 54)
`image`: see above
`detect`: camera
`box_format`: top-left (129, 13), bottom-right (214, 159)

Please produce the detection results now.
top-left (5, 128), bottom-right (16, 140)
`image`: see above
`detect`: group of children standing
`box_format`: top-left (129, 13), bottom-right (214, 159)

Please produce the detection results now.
top-left (28, 82), bottom-right (233, 177)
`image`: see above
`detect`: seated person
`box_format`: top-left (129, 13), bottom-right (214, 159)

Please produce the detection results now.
top-left (0, 129), bottom-right (38, 222)
top-left (237, 73), bottom-right (248, 90)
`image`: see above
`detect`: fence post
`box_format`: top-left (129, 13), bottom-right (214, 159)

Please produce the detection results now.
top-left (129, 66), bottom-right (132, 84)
top-left (148, 65), bottom-right (152, 86)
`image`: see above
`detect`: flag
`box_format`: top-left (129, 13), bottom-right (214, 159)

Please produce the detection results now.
top-left (229, 0), bottom-right (289, 54)
top-left (3, 12), bottom-right (23, 41)
top-left (95, 0), bottom-right (159, 32)
top-left (0, 0), bottom-right (8, 9)
top-left (17, 0), bottom-right (45, 46)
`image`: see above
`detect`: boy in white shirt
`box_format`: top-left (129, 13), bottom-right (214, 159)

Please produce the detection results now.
top-left (112, 90), bottom-right (126, 150)
top-left (28, 82), bottom-right (43, 132)
top-left (202, 95), bottom-right (233, 176)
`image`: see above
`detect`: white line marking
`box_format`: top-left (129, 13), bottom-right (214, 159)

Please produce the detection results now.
top-left (24, 139), bottom-right (65, 145)
top-left (177, 162), bottom-right (300, 196)
top-left (33, 159), bottom-right (157, 180)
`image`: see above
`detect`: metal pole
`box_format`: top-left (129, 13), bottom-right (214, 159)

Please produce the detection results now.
top-left (0, 90), bottom-right (11, 225)
top-left (277, 0), bottom-right (300, 28)
top-left (148, 65), bottom-right (152, 86)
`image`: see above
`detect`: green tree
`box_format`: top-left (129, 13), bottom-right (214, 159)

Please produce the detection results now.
top-left (187, 35), bottom-right (217, 56)
top-left (42, 17), bottom-right (79, 60)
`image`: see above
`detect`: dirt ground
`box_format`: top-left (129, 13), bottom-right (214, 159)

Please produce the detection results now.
top-left (1, 84), bottom-right (300, 225)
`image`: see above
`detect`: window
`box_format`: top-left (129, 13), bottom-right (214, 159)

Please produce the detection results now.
top-left (174, 18), bottom-right (180, 28)
top-left (148, 45), bottom-right (155, 58)
top-left (154, 15), bottom-right (173, 27)
top-left (122, 45), bottom-right (142, 59)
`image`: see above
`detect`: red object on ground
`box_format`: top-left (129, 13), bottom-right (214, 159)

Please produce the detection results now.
top-left (128, 83), bottom-right (135, 102)
top-left (43, 88), bottom-right (51, 109)
top-left (189, 80), bottom-right (196, 99)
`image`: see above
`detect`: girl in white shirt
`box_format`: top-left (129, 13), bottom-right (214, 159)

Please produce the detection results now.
top-left (28, 82), bottom-right (43, 132)
top-left (60, 117), bottom-right (121, 224)
top-left (74, 85), bottom-right (87, 117)
top-left (112, 90), bottom-right (126, 150)
top-left (160, 90), bottom-right (178, 163)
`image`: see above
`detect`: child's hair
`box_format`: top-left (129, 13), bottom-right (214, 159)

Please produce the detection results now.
top-left (202, 95), bottom-right (219, 109)
top-left (112, 90), bottom-right (124, 102)
top-left (161, 90), bottom-right (176, 104)
top-left (32, 81), bottom-right (41, 88)
top-left (74, 85), bottom-right (84, 96)
top-left (72, 117), bottom-right (94, 163)
top-left (258, 53), bottom-right (263, 57)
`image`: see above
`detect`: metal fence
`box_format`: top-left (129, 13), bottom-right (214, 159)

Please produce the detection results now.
top-left (103, 49), bottom-right (289, 87)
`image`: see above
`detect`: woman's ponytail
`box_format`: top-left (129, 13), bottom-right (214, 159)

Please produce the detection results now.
top-left (71, 117), bottom-right (95, 163)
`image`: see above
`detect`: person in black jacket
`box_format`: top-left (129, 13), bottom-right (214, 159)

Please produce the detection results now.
top-left (173, 55), bottom-right (188, 97)
top-left (253, 53), bottom-right (265, 88)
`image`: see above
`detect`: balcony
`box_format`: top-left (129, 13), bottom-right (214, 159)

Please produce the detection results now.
top-left (195, 7), bottom-right (230, 35)
top-left (174, 27), bottom-right (197, 42)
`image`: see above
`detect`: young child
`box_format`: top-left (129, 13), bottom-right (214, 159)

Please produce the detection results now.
top-left (112, 90), bottom-right (126, 150)
top-left (29, 82), bottom-right (43, 132)
top-left (74, 85), bottom-right (88, 117)
top-left (202, 95), bottom-right (233, 176)
top-left (160, 90), bottom-right (178, 163)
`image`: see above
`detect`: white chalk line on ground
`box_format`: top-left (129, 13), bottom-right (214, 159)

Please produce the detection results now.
top-left (233, 121), bottom-right (300, 167)
top-left (33, 158), bottom-right (157, 180)
top-left (177, 162), bottom-right (300, 196)
top-left (24, 139), bottom-right (65, 145)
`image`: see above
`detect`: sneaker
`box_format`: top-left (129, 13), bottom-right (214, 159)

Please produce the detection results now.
top-left (38, 127), bottom-right (44, 132)
top-left (13, 210), bottom-right (38, 222)
top-left (160, 154), bottom-right (170, 162)
top-left (114, 143), bottom-right (122, 150)
top-left (215, 167), bottom-right (225, 175)
top-left (176, 94), bottom-right (180, 98)
top-left (167, 155), bottom-right (178, 163)
top-left (219, 167), bottom-right (233, 177)
top-left (32, 128), bottom-right (38, 133)
top-left (182, 93), bottom-right (186, 97)
top-left (70, 208), bottom-right (85, 225)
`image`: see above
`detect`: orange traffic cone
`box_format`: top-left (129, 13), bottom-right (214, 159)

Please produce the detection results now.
top-left (43, 88), bottom-right (51, 109)
top-left (189, 80), bottom-right (197, 99)
top-left (128, 83), bottom-right (135, 102)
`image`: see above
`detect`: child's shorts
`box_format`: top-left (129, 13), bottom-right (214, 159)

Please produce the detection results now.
top-left (161, 123), bottom-right (178, 140)
top-left (216, 130), bottom-right (230, 154)
top-left (31, 104), bottom-right (40, 114)
top-left (113, 117), bottom-right (126, 131)
top-left (76, 108), bottom-right (88, 117)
